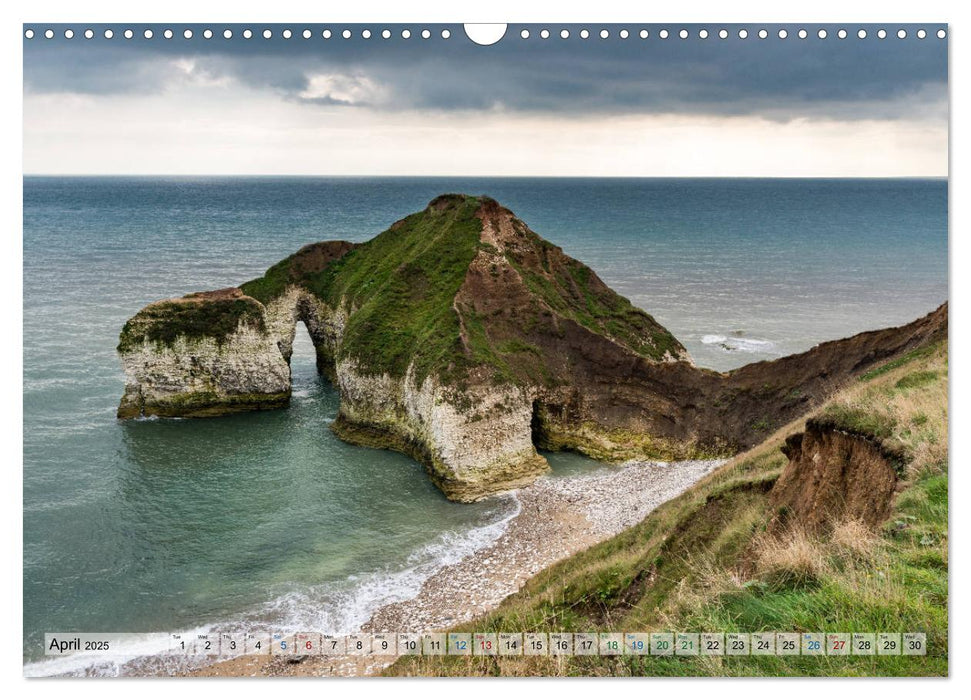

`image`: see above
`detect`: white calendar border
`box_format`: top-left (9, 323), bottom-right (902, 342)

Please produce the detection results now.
top-left (7, 0), bottom-right (962, 698)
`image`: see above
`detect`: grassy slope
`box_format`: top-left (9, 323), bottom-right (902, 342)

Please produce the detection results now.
top-left (242, 196), bottom-right (488, 382)
top-left (238, 195), bottom-right (684, 385)
top-left (502, 230), bottom-right (685, 362)
top-left (385, 342), bottom-right (948, 677)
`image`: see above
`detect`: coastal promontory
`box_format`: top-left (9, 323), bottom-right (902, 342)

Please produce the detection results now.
top-left (117, 195), bottom-right (947, 501)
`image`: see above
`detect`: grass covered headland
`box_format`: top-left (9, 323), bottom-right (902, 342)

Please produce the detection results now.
top-left (385, 341), bottom-right (948, 677)
top-left (238, 194), bottom-right (686, 386)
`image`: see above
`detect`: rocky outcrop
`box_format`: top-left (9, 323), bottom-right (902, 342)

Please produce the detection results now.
top-left (332, 360), bottom-right (547, 501)
top-left (117, 288), bottom-right (290, 418)
top-left (769, 418), bottom-right (906, 532)
top-left (116, 195), bottom-right (947, 501)
top-left (117, 284), bottom-right (340, 419)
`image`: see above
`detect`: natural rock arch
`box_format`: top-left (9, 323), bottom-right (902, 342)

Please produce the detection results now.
top-left (116, 196), bottom-right (947, 501)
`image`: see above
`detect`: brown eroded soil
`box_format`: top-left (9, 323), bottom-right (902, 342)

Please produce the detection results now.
top-left (769, 418), bottom-right (904, 532)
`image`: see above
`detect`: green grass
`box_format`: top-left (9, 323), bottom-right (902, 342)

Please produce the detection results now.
top-left (385, 342), bottom-right (948, 677)
top-left (859, 345), bottom-right (937, 382)
top-left (508, 252), bottom-right (684, 362)
top-left (235, 194), bottom-right (686, 386)
top-left (117, 297), bottom-right (266, 352)
top-left (895, 371), bottom-right (939, 390)
top-left (239, 196), bottom-right (491, 383)
top-left (238, 258), bottom-right (293, 304)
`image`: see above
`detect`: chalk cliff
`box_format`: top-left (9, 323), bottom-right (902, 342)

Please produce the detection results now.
top-left (117, 195), bottom-right (947, 501)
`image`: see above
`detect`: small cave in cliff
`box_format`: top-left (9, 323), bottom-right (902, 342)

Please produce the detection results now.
top-left (530, 400), bottom-right (552, 451)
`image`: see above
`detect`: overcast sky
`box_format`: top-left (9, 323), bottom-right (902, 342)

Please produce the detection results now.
top-left (23, 24), bottom-right (948, 176)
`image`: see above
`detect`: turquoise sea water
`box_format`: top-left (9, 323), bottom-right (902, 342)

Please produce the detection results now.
top-left (22, 177), bottom-right (947, 671)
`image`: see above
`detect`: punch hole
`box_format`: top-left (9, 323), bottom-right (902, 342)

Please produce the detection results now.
top-left (620, 29), bottom-right (629, 39)
top-left (183, 29), bottom-right (192, 39)
top-left (464, 24), bottom-right (506, 46)
top-left (64, 29), bottom-right (74, 39)
top-left (124, 29), bottom-right (134, 39)
top-left (441, 29), bottom-right (451, 39)
top-left (599, 29), bottom-right (608, 39)
top-left (105, 29), bottom-right (114, 39)
top-left (937, 29), bottom-right (946, 39)
top-left (24, 28), bottom-right (34, 39)
top-left (163, 29), bottom-right (173, 39)
top-left (580, 29), bottom-right (590, 39)
top-left (302, 29), bottom-right (311, 39)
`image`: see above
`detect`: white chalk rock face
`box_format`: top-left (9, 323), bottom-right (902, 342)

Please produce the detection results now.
top-left (116, 288), bottom-right (294, 418)
top-left (332, 359), bottom-right (549, 502)
top-left (117, 285), bottom-right (345, 419)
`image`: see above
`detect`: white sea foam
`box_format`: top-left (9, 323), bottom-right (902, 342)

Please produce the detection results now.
top-left (256, 493), bottom-right (521, 634)
top-left (22, 494), bottom-right (521, 677)
top-left (701, 333), bottom-right (775, 353)
top-left (23, 628), bottom-right (204, 678)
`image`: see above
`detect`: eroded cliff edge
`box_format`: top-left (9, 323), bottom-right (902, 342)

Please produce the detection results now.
top-left (117, 194), bottom-right (947, 501)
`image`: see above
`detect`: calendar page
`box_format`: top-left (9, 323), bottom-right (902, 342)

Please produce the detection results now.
top-left (21, 17), bottom-right (948, 681)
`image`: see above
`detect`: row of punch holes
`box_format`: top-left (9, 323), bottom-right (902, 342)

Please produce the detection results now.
top-left (23, 26), bottom-right (948, 42)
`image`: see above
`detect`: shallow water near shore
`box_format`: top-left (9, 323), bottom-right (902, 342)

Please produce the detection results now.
top-left (23, 177), bottom-right (946, 673)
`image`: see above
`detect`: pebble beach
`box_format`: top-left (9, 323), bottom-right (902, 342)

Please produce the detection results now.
top-left (187, 458), bottom-right (725, 677)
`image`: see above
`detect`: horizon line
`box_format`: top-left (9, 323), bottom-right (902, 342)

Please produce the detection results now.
top-left (21, 173), bottom-right (949, 180)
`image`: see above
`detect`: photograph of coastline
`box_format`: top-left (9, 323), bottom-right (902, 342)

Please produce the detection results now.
top-left (23, 23), bottom-right (948, 678)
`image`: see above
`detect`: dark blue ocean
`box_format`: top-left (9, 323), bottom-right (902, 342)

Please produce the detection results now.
top-left (22, 177), bottom-right (947, 673)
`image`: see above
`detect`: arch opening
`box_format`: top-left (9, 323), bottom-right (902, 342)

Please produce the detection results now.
top-left (288, 320), bottom-right (320, 390)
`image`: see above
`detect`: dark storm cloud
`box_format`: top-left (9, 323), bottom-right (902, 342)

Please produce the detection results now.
top-left (23, 23), bottom-right (948, 120)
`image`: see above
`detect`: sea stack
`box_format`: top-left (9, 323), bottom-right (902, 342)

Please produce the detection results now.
top-left (116, 195), bottom-right (947, 501)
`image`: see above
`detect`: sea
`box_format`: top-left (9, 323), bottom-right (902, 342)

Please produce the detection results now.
top-left (22, 177), bottom-right (947, 674)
